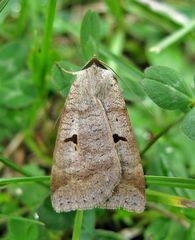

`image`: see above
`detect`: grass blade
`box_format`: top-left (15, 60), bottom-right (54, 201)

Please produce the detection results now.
top-left (0, 156), bottom-right (31, 177)
top-left (145, 175), bottom-right (195, 190)
top-left (150, 18), bottom-right (195, 53)
top-left (146, 189), bottom-right (195, 208)
top-left (72, 210), bottom-right (84, 240)
top-left (0, 176), bottom-right (50, 186)
top-left (0, 0), bottom-right (9, 13)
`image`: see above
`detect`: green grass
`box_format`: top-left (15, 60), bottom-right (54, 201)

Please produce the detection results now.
top-left (150, 18), bottom-right (195, 53)
top-left (1, 0), bottom-right (195, 240)
top-left (1, 173), bottom-right (195, 191)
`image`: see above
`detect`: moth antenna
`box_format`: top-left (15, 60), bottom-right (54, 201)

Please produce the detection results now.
top-left (82, 56), bottom-right (107, 70)
top-left (82, 57), bottom-right (120, 79)
top-left (56, 63), bottom-right (79, 75)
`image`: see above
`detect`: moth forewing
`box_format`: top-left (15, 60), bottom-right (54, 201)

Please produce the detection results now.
top-left (51, 57), bottom-right (145, 213)
top-left (51, 61), bottom-right (121, 212)
top-left (94, 63), bottom-right (145, 212)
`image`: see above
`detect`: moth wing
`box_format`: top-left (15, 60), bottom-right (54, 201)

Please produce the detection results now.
top-left (51, 80), bottom-right (121, 212)
top-left (100, 74), bottom-right (145, 213)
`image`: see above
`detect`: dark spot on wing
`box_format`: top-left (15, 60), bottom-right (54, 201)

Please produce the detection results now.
top-left (64, 134), bottom-right (77, 144)
top-left (113, 134), bottom-right (127, 143)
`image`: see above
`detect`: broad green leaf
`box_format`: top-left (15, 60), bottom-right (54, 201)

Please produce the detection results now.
top-left (144, 218), bottom-right (186, 240)
top-left (144, 217), bottom-right (169, 240)
top-left (14, 183), bottom-right (49, 208)
top-left (147, 44), bottom-right (186, 72)
top-left (187, 221), bottom-right (195, 240)
top-left (143, 66), bottom-right (192, 110)
top-left (80, 11), bottom-right (101, 60)
top-left (0, 107), bottom-right (32, 143)
top-left (182, 107), bottom-right (195, 141)
top-left (10, 163), bottom-right (49, 208)
top-left (7, 217), bottom-right (47, 240)
top-left (37, 196), bottom-right (74, 231)
top-left (50, 61), bottom-right (79, 97)
top-left (0, 42), bottom-right (27, 81)
top-left (164, 221), bottom-right (186, 240)
top-left (0, 42), bottom-right (34, 109)
top-left (145, 66), bottom-right (191, 96)
top-left (0, 71), bottom-right (36, 109)
top-left (0, 193), bottom-right (18, 214)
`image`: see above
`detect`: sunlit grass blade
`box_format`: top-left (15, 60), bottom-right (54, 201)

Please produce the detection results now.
top-left (150, 18), bottom-right (195, 53)
top-left (72, 210), bottom-right (83, 240)
top-left (1, 173), bottom-right (195, 191)
top-left (0, 215), bottom-right (45, 226)
top-left (0, 176), bottom-right (50, 186)
top-left (2, 175), bottom-right (195, 209)
top-left (136, 0), bottom-right (189, 26)
top-left (146, 189), bottom-right (195, 208)
top-left (145, 175), bottom-right (195, 190)
top-left (126, 1), bottom-right (181, 32)
top-left (1, 157), bottom-right (195, 209)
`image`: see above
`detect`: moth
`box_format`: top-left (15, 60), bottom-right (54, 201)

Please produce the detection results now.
top-left (51, 57), bottom-right (145, 213)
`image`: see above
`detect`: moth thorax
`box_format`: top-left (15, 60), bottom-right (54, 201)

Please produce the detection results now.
top-left (79, 65), bottom-right (112, 99)
top-left (90, 65), bottom-right (112, 98)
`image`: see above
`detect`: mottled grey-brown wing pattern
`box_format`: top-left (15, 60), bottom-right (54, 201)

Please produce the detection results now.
top-left (51, 69), bottom-right (121, 212)
top-left (51, 58), bottom-right (145, 213)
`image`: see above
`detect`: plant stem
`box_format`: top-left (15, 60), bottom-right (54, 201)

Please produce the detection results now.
top-left (37, 0), bottom-right (57, 94)
top-left (0, 156), bottom-right (31, 177)
top-left (0, 156), bottom-right (49, 188)
top-left (141, 116), bottom-right (183, 157)
top-left (28, 0), bottom-right (57, 133)
top-left (0, 176), bottom-right (50, 186)
top-left (1, 173), bottom-right (195, 190)
top-left (1, 172), bottom-right (195, 209)
top-left (72, 210), bottom-right (84, 240)
top-left (145, 175), bottom-right (195, 189)
top-left (150, 18), bottom-right (195, 53)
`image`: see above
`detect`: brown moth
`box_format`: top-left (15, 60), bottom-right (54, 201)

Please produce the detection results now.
top-left (51, 57), bottom-right (145, 213)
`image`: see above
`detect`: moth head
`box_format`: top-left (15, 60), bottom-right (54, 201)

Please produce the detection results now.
top-left (82, 57), bottom-right (107, 70)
